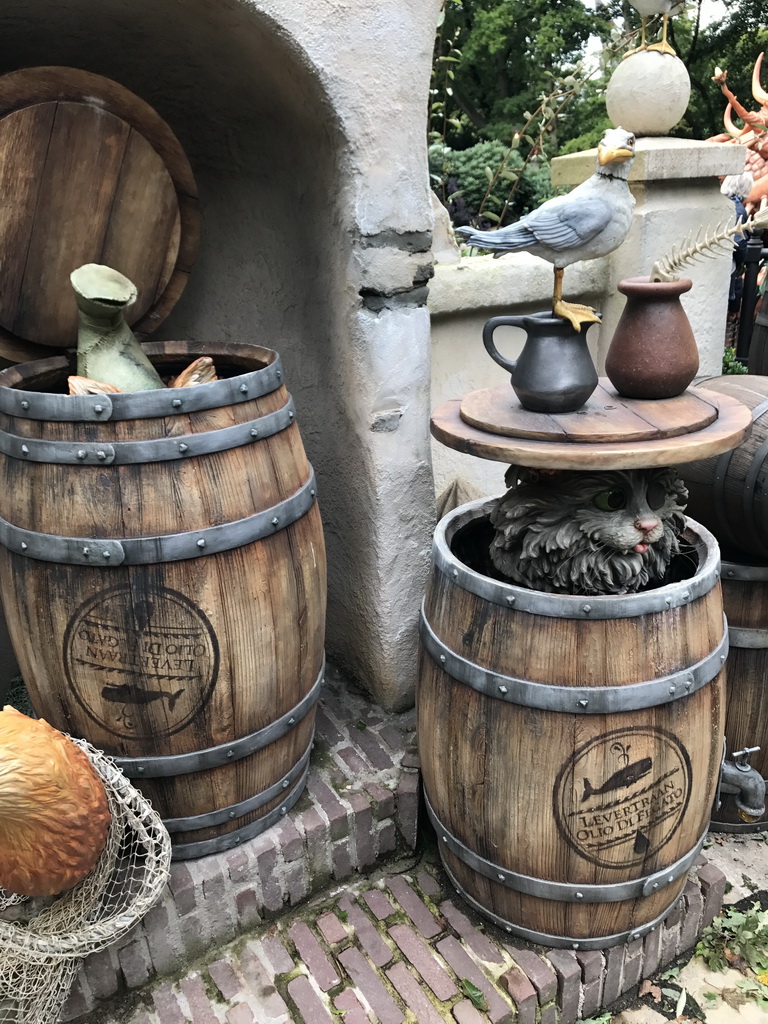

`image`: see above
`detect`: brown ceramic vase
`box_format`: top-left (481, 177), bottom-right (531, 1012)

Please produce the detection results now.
top-left (605, 276), bottom-right (699, 399)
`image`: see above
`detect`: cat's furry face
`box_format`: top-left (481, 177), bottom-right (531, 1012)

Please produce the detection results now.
top-left (489, 466), bottom-right (688, 595)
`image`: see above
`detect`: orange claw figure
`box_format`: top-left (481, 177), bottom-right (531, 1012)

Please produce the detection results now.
top-left (709, 54), bottom-right (768, 211)
top-left (0, 707), bottom-right (111, 897)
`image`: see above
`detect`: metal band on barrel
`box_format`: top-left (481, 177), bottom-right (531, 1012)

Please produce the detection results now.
top-left (0, 358), bottom-right (284, 422)
top-left (439, 858), bottom-right (679, 951)
top-left (420, 606), bottom-right (727, 713)
top-left (728, 626), bottom-right (768, 649)
top-left (112, 661), bottom-right (323, 778)
top-left (0, 469), bottom-right (316, 565)
top-left (0, 398), bottom-right (296, 464)
top-left (433, 500), bottom-right (721, 620)
top-left (721, 561), bottom-right (768, 582)
top-left (712, 398), bottom-right (768, 552)
top-left (163, 741), bottom-right (313, 832)
top-left (425, 791), bottom-right (705, 902)
top-left (170, 764), bottom-right (310, 860)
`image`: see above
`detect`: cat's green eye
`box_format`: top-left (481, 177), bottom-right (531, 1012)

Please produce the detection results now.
top-left (593, 488), bottom-right (627, 512)
top-left (646, 481), bottom-right (666, 510)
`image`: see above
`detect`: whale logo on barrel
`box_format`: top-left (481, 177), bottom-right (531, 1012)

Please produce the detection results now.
top-left (581, 756), bottom-right (653, 803)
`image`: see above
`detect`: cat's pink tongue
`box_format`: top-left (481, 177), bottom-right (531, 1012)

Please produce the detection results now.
top-left (634, 542), bottom-right (649, 554)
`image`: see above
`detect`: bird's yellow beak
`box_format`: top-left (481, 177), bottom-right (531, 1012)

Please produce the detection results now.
top-left (597, 144), bottom-right (635, 166)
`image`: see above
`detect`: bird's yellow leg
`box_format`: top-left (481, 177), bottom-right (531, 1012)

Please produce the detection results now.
top-left (647, 14), bottom-right (677, 56)
top-left (623, 17), bottom-right (648, 59)
top-left (552, 268), bottom-right (601, 333)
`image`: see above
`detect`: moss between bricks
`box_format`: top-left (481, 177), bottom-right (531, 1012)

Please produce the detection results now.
top-left (308, 736), bottom-right (336, 773)
top-left (198, 968), bottom-right (223, 1005)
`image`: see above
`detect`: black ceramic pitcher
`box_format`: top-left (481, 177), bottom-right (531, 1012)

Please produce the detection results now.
top-left (482, 311), bottom-right (598, 414)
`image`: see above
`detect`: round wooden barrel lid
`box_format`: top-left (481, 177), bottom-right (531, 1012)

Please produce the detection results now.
top-left (0, 66), bottom-right (200, 360)
top-left (460, 382), bottom-right (718, 442)
top-left (432, 380), bottom-right (753, 469)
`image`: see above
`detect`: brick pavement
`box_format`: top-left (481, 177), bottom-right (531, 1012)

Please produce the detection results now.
top-left (60, 663), bottom-right (421, 1017)
top-left (80, 857), bottom-right (726, 1024)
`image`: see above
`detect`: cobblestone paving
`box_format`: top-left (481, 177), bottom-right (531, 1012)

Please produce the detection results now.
top-left (95, 854), bottom-right (725, 1024)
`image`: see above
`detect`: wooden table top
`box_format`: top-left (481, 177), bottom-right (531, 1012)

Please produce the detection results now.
top-left (431, 380), bottom-right (753, 469)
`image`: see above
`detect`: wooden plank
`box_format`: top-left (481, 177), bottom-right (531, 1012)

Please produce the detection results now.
top-left (459, 383), bottom-right (718, 444)
top-left (617, 388), bottom-right (718, 438)
top-left (551, 385), bottom-right (660, 442)
top-left (432, 392), bottom-right (753, 470)
top-left (13, 101), bottom-right (130, 347)
top-left (460, 385), bottom-right (567, 440)
top-left (0, 66), bottom-right (197, 196)
top-left (0, 104), bottom-right (57, 338)
top-left (100, 126), bottom-right (179, 326)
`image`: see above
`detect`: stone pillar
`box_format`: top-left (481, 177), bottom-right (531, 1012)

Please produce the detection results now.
top-left (551, 138), bottom-right (746, 374)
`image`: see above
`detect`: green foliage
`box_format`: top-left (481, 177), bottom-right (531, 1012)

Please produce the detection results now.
top-left (559, 118), bottom-right (613, 155)
top-left (438, 0), bottom-right (609, 146)
top-left (695, 902), bottom-right (768, 974)
top-left (723, 346), bottom-right (749, 374)
top-left (430, 139), bottom-right (557, 223)
top-left (737, 977), bottom-right (768, 1011)
top-left (458, 978), bottom-right (488, 1011)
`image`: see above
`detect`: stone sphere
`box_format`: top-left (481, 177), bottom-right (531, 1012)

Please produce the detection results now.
top-left (606, 52), bottom-right (691, 136)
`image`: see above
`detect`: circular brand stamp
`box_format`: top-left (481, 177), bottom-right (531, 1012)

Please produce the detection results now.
top-left (63, 584), bottom-right (220, 739)
top-left (553, 726), bottom-right (692, 868)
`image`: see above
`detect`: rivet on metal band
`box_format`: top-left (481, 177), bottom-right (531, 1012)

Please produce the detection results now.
top-left (170, 763), bottom-right (310, 860)
top-left (438, 857), bottom-right (678, 951)
top-left (432, 500), bottom-right (721, 620)
top-left (0, 468), bottom-right (317, 565)
top-left (0, 356), bottom-right (284, 422)
top-left (0, 398), bottom-right (296, 465)
top-left (425, 791), bottom-right (705, 902)
top-left (721, 561), bottom-right (768, 583)
top-left (112, 660), bottom-right (324, 778)
top-left (163, 740), bottom-right (313, 832)
top-left (420, 605), bottom-right (728, 714)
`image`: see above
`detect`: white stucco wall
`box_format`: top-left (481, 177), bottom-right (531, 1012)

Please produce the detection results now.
top-left (0, 0), bottom-right (442, 710)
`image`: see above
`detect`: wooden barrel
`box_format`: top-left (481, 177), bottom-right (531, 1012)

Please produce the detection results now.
top-left (679, 376), bottom-right (768, 559)
top-left (746, 307), bottom-right (768, 376)
top-left (0, 340), bottom-right (326, 859)
top-left (710, 556), bottom-right (768, 833)
top-left (418, 500), bottom-right (725, 949)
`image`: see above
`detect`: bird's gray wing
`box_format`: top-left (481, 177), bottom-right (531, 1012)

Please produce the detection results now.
top-left (523, 196), bottom-right (612, 251)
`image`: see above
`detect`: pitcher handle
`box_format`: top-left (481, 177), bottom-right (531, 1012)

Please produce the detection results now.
top-left (482, 315), bottom-right (528, 374)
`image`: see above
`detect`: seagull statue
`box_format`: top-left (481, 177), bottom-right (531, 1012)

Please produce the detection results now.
top-left (623, 0), bottom-right (684, 59)
top-left (457, 127), bottom-right (637, 331)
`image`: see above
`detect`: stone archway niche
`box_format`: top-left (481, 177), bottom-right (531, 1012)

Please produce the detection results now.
top-left (0, 0), bottom-right (441, 710)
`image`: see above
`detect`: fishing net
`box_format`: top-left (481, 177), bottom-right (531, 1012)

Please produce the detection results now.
top-left (0, 739), bottom-right (172, 1024)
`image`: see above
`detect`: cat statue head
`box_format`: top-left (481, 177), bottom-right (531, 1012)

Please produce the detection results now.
top-left (489, 466), bottom-right (689, 595)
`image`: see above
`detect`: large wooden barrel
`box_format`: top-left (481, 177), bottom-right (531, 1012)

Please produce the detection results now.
top-left (0, 340), bottom-right (326, 859)
top-left (680, 376), bottom-right (768, 559)
top-left (710, 556), bottom-right (768, 832)
top-left (418, 500), bottom-right (726, 949)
